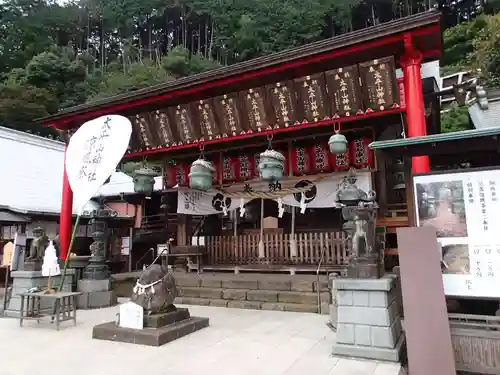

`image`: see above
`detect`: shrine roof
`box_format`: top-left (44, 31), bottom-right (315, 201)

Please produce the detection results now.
top-left (369, 127), bottom-right (500, 157)
top-left (39, 10), bottom-right (442, 128)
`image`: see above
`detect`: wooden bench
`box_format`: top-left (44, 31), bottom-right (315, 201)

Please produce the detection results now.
top-left (162, 245), bottom-right (207, 273)
top-left (18, 291), bottom-right (82, 330)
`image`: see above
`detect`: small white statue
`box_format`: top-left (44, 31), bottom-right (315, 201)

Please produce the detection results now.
top-left (42, 241), bottom-right (60, 293)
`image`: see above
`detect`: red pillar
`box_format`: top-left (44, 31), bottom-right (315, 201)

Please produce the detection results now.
top-left (59, 146), bottom-right (73, 260)
top-left (400, 36), bottom-right (431, 174)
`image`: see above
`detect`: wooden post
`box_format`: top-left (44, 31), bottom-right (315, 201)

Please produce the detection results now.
top-left (258, 199), bottom-right (265, 259)
top-left (396, 227), bottom-right (456, 375)
top-left (177, 214), bottom-right (187, 246)
top-left (233, 209), bottom-right (238, 261)
top-left (287, 140), bottom-right (298, 258)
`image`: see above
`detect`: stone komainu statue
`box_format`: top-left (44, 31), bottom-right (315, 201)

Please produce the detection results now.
top-left (130, 264), bottom-right (177, 315)
top-left (27, 228), bottom-right (50, 260)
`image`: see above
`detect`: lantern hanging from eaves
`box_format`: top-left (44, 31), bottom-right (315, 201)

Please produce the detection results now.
top-left (257, 133), bottom-right (285, 182)
top-left (189, 145), bottom-right (215, 191)
top-left (133, 164), bottom-right (160, 196)
top-left (328, 122), bottom-right (348, 155)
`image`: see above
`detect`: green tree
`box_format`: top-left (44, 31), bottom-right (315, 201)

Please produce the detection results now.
top-left (441, 16), bottom-right (488, 74)
top-left (440, 105), bottom-right (471, 134)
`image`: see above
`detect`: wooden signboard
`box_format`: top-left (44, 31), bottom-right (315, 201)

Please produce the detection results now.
top-left (195, 99), bottom-right (221, 140)
top-left (242, 87), bottom-right (269, 132)
top-left (359, 56), bottom-right (399, 111)
top-left (131, 114), bottom-right (155, 149)
top-left (214, 93), bottom-right (247, 136)
top-left (1, 242), bottom-right (13, 267)
top-left (171, 104), bottom-right (200, 144)
top-left (153, 109), bottom-right (176, 147)
top-left (325, 65), bottom-right (364, 117)
top-left (266, 81), bottom-right (297, 128)
top-left (294, 73), bottom-right (329, 123)
top-left (125, 118), bottom-right (143, 153)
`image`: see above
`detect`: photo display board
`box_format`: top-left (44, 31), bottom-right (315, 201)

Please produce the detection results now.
top-left (413, 169), bottom-right (500, 298)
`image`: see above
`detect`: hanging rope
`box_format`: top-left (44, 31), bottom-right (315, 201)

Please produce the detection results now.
top-left (333, 122), bottom-right (341, 134)
top-left (266, 132), bottom-right (274, 150)
top-left (198, 142), bottom-right (205, 159)
top-left (400, 113), bottom-right (406, 139)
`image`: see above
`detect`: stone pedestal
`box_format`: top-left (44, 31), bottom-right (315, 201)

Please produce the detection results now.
top-left (4, 270), bottom-right (75, 317)
top-left (346, 255), bottom-right (384, 279)
top-left (93, 307), bottom-right (209, 346)
top-left (23, 260), bottom-right (42, 272)
top-left (332, 276), bottom-right (405, 362)
top-left (77, 279), bottom-right (117, 309)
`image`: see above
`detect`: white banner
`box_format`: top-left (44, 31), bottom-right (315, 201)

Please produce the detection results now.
top-left (177, 172), bottom-right (371, 216)
top-left (66, 115), bottom-right (132, 214)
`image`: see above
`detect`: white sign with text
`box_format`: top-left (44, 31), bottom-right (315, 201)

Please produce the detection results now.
top-left (65, 115), bottom-right (132, 214)
top-left (119, 301), bottom-right (144, 330)
top-left (414, 168), bottom-right (500, 298)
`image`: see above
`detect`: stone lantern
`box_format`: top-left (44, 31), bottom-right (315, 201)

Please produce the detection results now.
top-left (133, 166), bottom-right (159, 196)
top-left (189, 159), bottom-right (215, 191)
top-left (335, 170), bottom-right (382, 279)
top-left (257, 149), bottom-right (285, 182)
top-left (82, 206), bottom-right (118, 280)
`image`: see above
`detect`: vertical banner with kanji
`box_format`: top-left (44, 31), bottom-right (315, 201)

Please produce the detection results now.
top-left (65, 115), bottom-right (132, 214)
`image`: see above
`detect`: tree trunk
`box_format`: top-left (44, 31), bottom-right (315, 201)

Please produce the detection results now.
top-left (204, 19), bottom-right (209, 58)
top-left (208, 20), bottom-right (215, 59)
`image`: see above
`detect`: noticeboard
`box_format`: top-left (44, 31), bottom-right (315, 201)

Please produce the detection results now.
top-left (413, 168), bottom-right (500, 298)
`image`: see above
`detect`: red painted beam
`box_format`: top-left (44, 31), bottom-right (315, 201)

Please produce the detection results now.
top-left (45, 26), bottom-right (438, 130)
top-left (124, 107), bottom-right (406, 158)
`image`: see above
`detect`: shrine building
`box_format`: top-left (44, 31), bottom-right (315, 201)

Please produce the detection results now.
top-left (38, 11), bottom-right (443, 274)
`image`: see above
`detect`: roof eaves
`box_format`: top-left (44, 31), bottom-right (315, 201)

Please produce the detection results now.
top-left (369, 127), bottom-right (500, 150)
top-left (37, 11), bottom-right (441, 124)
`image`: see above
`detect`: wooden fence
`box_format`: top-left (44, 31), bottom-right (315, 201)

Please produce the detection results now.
top-left (206, 231), bottom-right (349, 267)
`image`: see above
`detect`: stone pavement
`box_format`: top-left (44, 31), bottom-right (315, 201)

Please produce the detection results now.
top-left (0, 300), bottom-right (402, 375)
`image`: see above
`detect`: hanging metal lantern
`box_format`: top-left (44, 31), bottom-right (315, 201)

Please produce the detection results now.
top-left (189, 159), bottom-right (215, 191)
top-left (258, 149), bottom-right (285, 182)
top-left (328, 123), bottom-right (348, 155)
top-left (133, 166), bottom-right (159, 196)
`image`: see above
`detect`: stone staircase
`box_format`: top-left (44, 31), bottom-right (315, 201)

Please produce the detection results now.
top-left (112, 272), bottom-right (331, 314)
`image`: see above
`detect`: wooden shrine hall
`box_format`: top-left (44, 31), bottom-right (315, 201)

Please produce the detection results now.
top-left (39, 11), bottom-right (443, 274)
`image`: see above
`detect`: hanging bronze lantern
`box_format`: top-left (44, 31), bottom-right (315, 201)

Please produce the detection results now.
top-left (189, 159), bottom-right (215, 191)
top-left (328, 123), bottom-right (348, 155)
top-left (258, 149), bottom-right (285, 182)
top-left (133, 166), bottom-right (159, 196)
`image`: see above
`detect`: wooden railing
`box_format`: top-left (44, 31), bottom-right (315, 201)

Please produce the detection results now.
top-left (206, 231), bottom-right (348, 267)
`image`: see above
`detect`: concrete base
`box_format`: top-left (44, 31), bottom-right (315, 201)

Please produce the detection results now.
top-left (93, 308), bottom-right (209, 346)
top-left (143, 308), bottom-right (191, 328)
top-left (333, 330), bottom-right (405, 362)
top-left (4, 270), bottom-right (75, 317)
top-left (332, 276), bottom-right (405, 363)
top-left (77, 279), bottom-right (116, 309)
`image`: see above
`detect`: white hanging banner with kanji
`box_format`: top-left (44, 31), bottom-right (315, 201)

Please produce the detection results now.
top-left (65, 115), bottom-right (132, 214)
top-left (177, 172), bottom-right (371, 215)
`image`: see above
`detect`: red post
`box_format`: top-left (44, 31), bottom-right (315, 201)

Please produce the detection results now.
top-left (59, 146), bottom-right (73, 260)
top-left (400, 35), bottom-right (431, 174)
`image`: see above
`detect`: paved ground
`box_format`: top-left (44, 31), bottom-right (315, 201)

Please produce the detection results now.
top-left (0, 301), bottom-right (401, 375)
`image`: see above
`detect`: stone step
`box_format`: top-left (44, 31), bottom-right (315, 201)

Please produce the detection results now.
top-left (175, 276), bottom-right (328, 293)
top-left (177, 286), bottom-right (330, 305)
top-left (174, 296), bottom-right (329, 314)
top-left (111, 273), bottom-right (332, 315)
